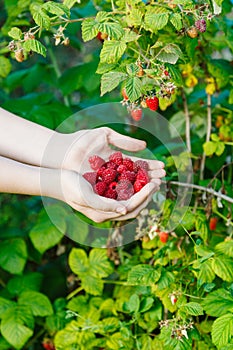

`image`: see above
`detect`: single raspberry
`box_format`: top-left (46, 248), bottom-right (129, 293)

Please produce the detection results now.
top-left (105, 188), bottom-right (117, 199)
top-left (123, 158), bottom-right (134, 171)
top-left (105, 161), bottom-right (118, 170)
top-left (159, 231), bottom-right (169, 243)
top-left (164, 70), bottom-right (170, 76)
top-left (119, 171), bottom-right (136, 183)
top-left (94, 182), bottom-right (107, 196)
top-left (134, 180), bottom-right (144, 193)
top-left (109, 151), bottom-right (123, 165)
top-left (88, 155), bottom-right (105, 170)
top-left (109, 181), bottom-right (117, 191)
top-left (102, 168), bottom-right (117, 184)
top-left (136, 169), bottom-right (150, 185)
top-left (116, 180), bottom-right (134, 200)
top-left (83, 172), bottom-right (97, 185)
top-left (97, 166), bottom-right (106, 180)
top-left (117, 164), bottom-right (127, 173)
top-left (133, 160), bottom-right (149, 172)
top-left (187, 26), bottom-right (198, 38)
top-left (131, 108), bottom-right (143, 121)
top-left (146, 96), bottom-right (159, 111)
top-left (195, 19), bottom-right (206, 33)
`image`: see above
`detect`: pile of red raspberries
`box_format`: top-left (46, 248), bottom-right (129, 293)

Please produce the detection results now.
top-left (83, 151), bottom-right (150, 200)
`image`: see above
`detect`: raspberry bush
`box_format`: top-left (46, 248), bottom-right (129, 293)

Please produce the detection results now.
top-left (0, 0), bottom-right (233, 349)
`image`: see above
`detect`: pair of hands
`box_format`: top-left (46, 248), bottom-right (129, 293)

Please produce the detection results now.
top-left (52, 127), bottom-right (165, 222)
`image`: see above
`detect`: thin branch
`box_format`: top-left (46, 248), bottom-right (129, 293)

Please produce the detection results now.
top-left (166, 180), bottom-right (233, 204)
top-left (181, 88), bottom-right (191, 153)
top-left (200, 94), bottom-right (212, 180)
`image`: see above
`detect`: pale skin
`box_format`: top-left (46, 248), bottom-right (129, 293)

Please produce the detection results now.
top-left (0, 108), bottom-right (166, 222)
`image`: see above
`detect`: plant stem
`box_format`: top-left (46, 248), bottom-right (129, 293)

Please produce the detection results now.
top-left (181, 88), bottom-right (191, 153)
top-left (67, 286), bottom-right (83, 300)
top-left (166, 180), bottom-right (233, 204)
top-left (200, 94), bottom-right (212, 180)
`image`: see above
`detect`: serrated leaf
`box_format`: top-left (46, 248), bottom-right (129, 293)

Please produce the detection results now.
top-left (0, 298), bottom-right (15, 319)
top-left (81, 19), bottom-right (99, 42)
top-left (140, 297), bottom-right (154, 313)
top-left (216, 240), bottom-right (233, 258)
top-left (202, 289), bottom-right (233, 317)
top-left (7, 272), bottom-right (43, 296)
top-left (23, 39), bottom-right (47, 57)
top-left (81, 275), bottom-right (103, 296)
top-left (96, 62), bottom-right (116, 74)
top-left (180, 302), bottom-right (204, 316)
top-left (126, 8), bottom-right (143, 27)
top-left (157, 271), bottom-right (175, 291)
top-left (123, 294), bottom-right (140, 313)
top-left (144, 11), bottom-right (169, 32)
top-left (18, 291), bottom-right (53, 317)
top-left (42, 1), bottom-right (70, 17)
top-left (212, 255), bottom-right (233, 282)
top-left (98, 22), bottom-right (124, 40)
top-left (170, 13), bottom-right (183, 31)
top-left (30, 3), bottom-right (50, 29)
top-left (96, 11), bottom-right (112, 22)
top-left (0, 238), bottom-right (27, 274)
top-left (0, 56), bottom-right (11, 78)
top-left (1, 306), bottom-right (34, 350)
top-left (89, 249), bottom-right (113, 277)
top-left (156, 44), bottom-right (183, 64)
top-left (63, 0), bottom-right (79, 9)
top-left (193, 259), bottom-right (215, 288)
top-left (100, 40), bottom-right (127, 64)
top-left (212, 313), bottom-right (233, 348)
top-left (8, 27), bottom-right (22, 40)
top-left (125, 76), bottom-right (142, 102)
top-left (203, 141), bottom-right (217, 156)
top-left (128, 265), bottom-right (161, 285)
top-left (122, 28), bottom-right (140, 42)
top-left (69, 248), bottom-right (89, 275)
top-left (101, 71), bottom-right (127, 96)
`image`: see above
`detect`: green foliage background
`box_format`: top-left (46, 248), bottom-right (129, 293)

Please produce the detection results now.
top-left (0, 0), bottom-right (233, 349)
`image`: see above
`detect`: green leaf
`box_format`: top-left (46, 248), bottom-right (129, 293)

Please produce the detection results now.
top-left (101, 71), bottom-right (127, 96)
top-left (203, 141), bottom-right (217, 156)
top-left (202, 289), bottom-right (233, 317)
top-left (1, 306), bottom-right (34, 350)
top-left (180, 302), bottom-right (204, 316)
top-left (0, 56), bottom-right (11, 78)
top-left (212, 313), bottom-right (233, 348)
top-left (0, 337), bottom-right (11, 350)
top-left (195, 216), bottom-right (209, 243)
top-left (212, 256), bottom-right (233, 282)
top-left (0, 238), bottom-right (27, 274)
top-left (193, 259), bottom-right (215, 288)
top-left (98, 22), bottom-right (124, 40)
top-left (42, 1), bottom-right (70, 17)
top-left (122, 29), bottom-right (140, 43)
top-left (126, 8), bottom-right (143, 27)
top-left (23, 39), bottom-right (47, 57)
top-left (81, 274), bottom-right (104, 296)
top-left (81, 19), bottom-right (99, 42)
top-left (0, 298), bottom-right (16, 319)
top-left (100, 40), bottom-right (127, 64)
top-left (7, 272), bottom-right (43, 296)
top-left (170, 13), bottom-right (183, 31)
top-left (123, 294), bottom-right (140, 313)
top-left (125, 76), bottom-right (142, 102)
top-left (128, 265), bottom-right (161, 285)
top-left (89, 249), bottom-right (113, 277)
top-left (140, 297), bottom-right (154, 313)
top-left (144, 12), bottom-right (169, 32)
top-left (8, 27), bottom-right (22, 40)
top-left (18, 291), bottom-right (53, 317)
top-left (69, 248), bottom-right (89, 275)
top-left (96, 62), bottom-right (116, 74)
top-left (157, 271), bottom-right (175, 291)
top-left (30, 3), bottom-right (50, 29)
top-left (63, 0), bottom-right (79, 8)
top-left (216, 240), bottom-right (233, 258)
top-left (29, 220), bottom-right (64, 254)
top-left (215, 142), bottom-right (225, 156)
top-left (156, 44), bottom-right (183, 64)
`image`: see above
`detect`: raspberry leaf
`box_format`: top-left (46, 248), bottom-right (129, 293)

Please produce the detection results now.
top-left (101, 71), bottom-right (127, 96)
top-left (100, 40), bottom-right (127, 64)
top-left (125, 76), bottom-right (142, 102)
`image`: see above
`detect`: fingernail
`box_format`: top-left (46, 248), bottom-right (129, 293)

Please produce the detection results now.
top-left (117, 207), bottom-right (127, 214)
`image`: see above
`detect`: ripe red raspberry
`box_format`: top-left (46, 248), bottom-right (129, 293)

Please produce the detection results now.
top-left (117, 164), bottom-right (127, 173)
top-left (164, 70), bottom-right (169, 76)
top-left (83, 172), bottom-right (97, 185)
top-left (116, 180), bottom-right (134, 200)
top-left (109, 181), bottom-right (117, 191)
top-left (88, 155), bottom-right (105, 170)
top-left (136, 169), bottom-right (150, 185)
top-left (97, 166), bottom-right (106, 179)
top-left (94, 182), bottom-right (107, 196)
top-left (109, 151), bottom-right (123, 165)
top-left (119, 171), bottom-right (136, 183)
top-left (42, 341), bottom-right (55, 350)
top-left (159, 231), bottom-right (169, 243)
top-left (131, 108), bottom-right (143, 121)
top-left (134, 180), bottom-right (144, 193)
top-left (105, 161), bottom-right (118, 170)
top-left (195, 19), bottom-right (206, 33)
top-left (105, 188), bottom-right (117, 199)
top-left (102, 168), bottom-right (117, 184)
top-left (123, 158), bottom-right (134, 171)
top-left (146, 96), bottom-right (159, 111)
top-left (133, 160), bottom-right (149, 172)
top-left (209, 217), bottom-right (218, 231)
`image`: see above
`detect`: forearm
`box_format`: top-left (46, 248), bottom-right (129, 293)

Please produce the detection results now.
top-left (0, 155), bottom-right (61, 199)
top-left (0, 108), bottom-right (67, 168)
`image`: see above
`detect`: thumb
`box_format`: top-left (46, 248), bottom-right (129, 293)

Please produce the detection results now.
top-left (106, 128), bottom-right (146, 152)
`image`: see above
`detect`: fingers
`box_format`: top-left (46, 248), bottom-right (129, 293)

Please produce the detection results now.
top-left (149, 168), bottom-right (166, 179)
top-left (82, 192), bottom-right (128, 215)
top-left (124, 182), bottom-right (160, 213)
top-left (105, 127), bottom-right (147, 152)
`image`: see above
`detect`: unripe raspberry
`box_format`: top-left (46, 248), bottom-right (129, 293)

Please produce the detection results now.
top-left (195, 19), bottom-right (206, 33)
top-left (15, 49), bottom-right (25, 62)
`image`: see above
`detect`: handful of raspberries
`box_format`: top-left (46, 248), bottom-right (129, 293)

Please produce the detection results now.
top-left (83, 151), bottom-right (150, 200)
